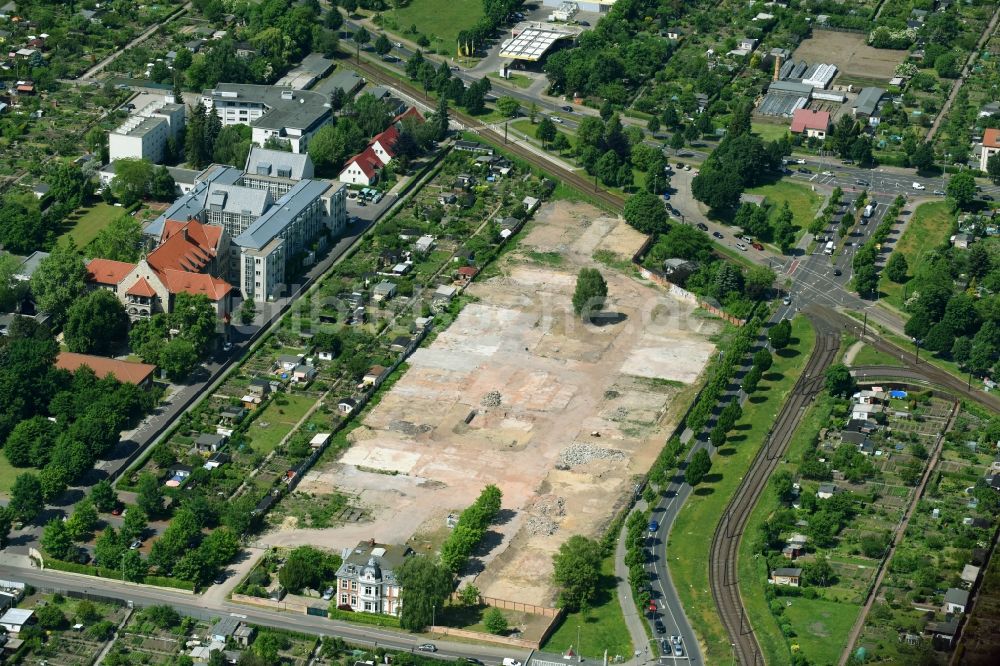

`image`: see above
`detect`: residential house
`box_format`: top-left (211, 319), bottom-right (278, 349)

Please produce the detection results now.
top-left (234, 623), bottom-right (255, 647)
top-left (817, 483), bottom-right (837, 499)
top-left (335, 540), bottom-right (414, 615)
top-left (944, 588), bottom-right (969, 614)
top-left (789, 109), bottom-right (831, 139)
top-left (195, 433), bottom-right (226, 455)
top-left (242, 378), bottom-right (272, 410)
top-left (851, 402), bottom-right (883, 421)
top-left (55, 352), bottom-right (157, 388)
top-left (853, 389), bottom-right (888, 404)
top-left (109, 95), bottom-right (186, 164)
top-left (339, 147), bottom-right (382, 186)
top-left (318, 350), bottom-right (336, 361)
top-left (665, 28), bottom-right (683, 40)
top-left (372, 281), bottom-right (396, 303)
top-left (339, 107), bottom-right (424, 184)
top-left (769, 568), bottom-right (802, 587)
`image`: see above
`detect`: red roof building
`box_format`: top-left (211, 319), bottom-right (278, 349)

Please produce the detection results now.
top-left (980, 128), bottom-right (1000, 171)
top-left (56, 352), bottom-right (157, 387)
top-left (789, 109), bottom-right (831, 139)
top-left (393, 107), bottom-right (425, 126)
top-left (338, 146), bottom-right (383, 186)
top-left (87, 258), bottom-right (135, 288)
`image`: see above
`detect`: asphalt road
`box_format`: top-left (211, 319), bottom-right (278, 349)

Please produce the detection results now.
top-left (0, 564), bottom-right (533, 665)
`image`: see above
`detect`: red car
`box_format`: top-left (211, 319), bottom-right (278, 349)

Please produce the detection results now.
top-left (751, 242), bottom-right (764, 251)
top-left (110, 506), bottom-right (122, 516)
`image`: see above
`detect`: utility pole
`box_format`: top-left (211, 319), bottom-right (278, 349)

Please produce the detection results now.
top-left (577, 625), bottom-right (582, 663)
top-left (861, 310), bottom-right (868, 338)
top-left (504, 121), bottom-right (508, 144)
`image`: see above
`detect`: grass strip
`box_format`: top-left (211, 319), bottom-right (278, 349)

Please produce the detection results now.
top-left (668, 316), bottom-right (816, 662)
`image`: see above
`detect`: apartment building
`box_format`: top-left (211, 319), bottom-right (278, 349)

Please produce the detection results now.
top-left (108, 95), bottom-right (186, 163)
top-left (200, 84), bottom-right (331, 153)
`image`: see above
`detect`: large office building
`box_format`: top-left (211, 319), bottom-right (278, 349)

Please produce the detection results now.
top-left (200, 84), bottom-right (331, 154)
top-left (108, 95), bottom-right (186, 164)
top-left (143, 149), bottom-right (347, 304)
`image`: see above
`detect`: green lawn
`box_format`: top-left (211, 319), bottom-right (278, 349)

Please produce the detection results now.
top-left (746, 181), bottom-right (822, 234)
top-left (752, 122), bottom-right (791, 142)
top-left (542, 556), bottom-right (633, 660)
top-left (0, 456), bottom-right (23, 497)
top-left (669, 316), bottom-right (816, 664)
top-left (783, 597), bottom-right (862, 665)
top-left (60, 202), bottom-right (124, 247)
top-left (385, 0), bottom-right (484, 51)
top-left (488, 72), bottom-right (533, 89)
top-left (878, 201), bottom-right (954, 309)
top-left (851, 343), bottom-right (904, 368)
top-left (245, 393), bottom-right (316, 455)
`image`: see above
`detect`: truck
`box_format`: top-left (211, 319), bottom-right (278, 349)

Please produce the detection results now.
top-left (824, 241), bottom-right (835, 255)
top-left (863, 202), bottom-right (876, 219)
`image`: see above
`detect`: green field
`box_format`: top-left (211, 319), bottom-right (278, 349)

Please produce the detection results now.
top-left (784, 597), bottom-right (862, 664)
top-left (488, 72), bottom-right (533, 89)
top-left (0, 456), bottom-right (23, 497)
top-left (752, 122), bottom-right (792, 142)
top-left (245, 393), bottom-right (316, 455)
top-left (669, 316), bottom-right (816, 663)
top-left (746, 180), bottom-right (823, 235)
top-left (851, 343), bottom-right (905, 368)
top-left (542, 556), bottom-right (633, 660)
top-left (384, 0), bottom-right (484, 52)
top-left (60, 202), bottom-right (124, 247)
top-left (878, 201), bottom-right (953, 309)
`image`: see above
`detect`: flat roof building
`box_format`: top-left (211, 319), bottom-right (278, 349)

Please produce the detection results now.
top-left (201, 84), bottom-right (331, 153)
top-left (499, 24), bottom-right (574, 61)
top-left (109, 95), bottom-right (186, 164)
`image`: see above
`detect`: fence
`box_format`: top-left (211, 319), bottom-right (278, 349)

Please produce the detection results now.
top-left (428, 625), bottom-right (547, 650)
top-left (230, 592), bottom-right (313, 614)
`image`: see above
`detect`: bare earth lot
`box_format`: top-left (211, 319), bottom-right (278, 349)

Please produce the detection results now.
top-left (793, 30), bottom-right (906, 82)
top-left (267, 201), bottom-right (720, 606)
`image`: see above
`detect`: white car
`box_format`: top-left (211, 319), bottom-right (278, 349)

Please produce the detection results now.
top-left (551, 116), bottom-right (563, 124)
top-left (735, 242), bottom-right (748, 251)
top-left (912, 182), bottom-right (926, 190)
top-left (795, 158), bottom-right (806, 164)
top-left (822, 170), bottom-right (833, 176)
top-left (392, 41), bottom-right (402, 48)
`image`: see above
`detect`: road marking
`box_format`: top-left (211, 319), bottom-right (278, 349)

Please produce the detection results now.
top-left (787, 260), bottom-right (800, 276)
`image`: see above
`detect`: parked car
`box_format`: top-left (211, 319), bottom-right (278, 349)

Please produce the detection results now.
top-left (783, 296), bottom-right (791, 306)
top-left (833, 268), bottom-right (842, 276)
top-left (550, 116), bottom-right (563, 124)
top-left (822, 170), bottom-right (833, 176)
top-left (983, 194), bottom-right (994, 201)
top-left (794, 158), bottom-right (806, 164)
top-left (797, 167), bottom-right (812, 174)
top-left (751, 241), bottom-right (764, 251)
top-left (932, 189), bottom-right (945, 196)
top-left (697, 223), bottom-right (709, 231)
top-left (654, 619), bottom-right (666, 634)
top-left (417, 644), bottom-right (437, 653)
top-left (111, 506), bottom-right (122, 516)
top-left (392, 41), bottom-right (402, 48)
top-left (129, 539), bottom-right (142, 550)
top-left (735, 242), bottom-right (748, 251)
top-left (561, 105), bottom-right (573, 112)
top-left (713, 231), bottom-right (724, 239)
top-left (855, 179), bottom-right (870, 186)
top-left (578, 20), bottom-right (590, 26)
top-left (223, 341), bottom-right (233, 352)
top-left (740, 235), bottom-right (753, 243)
top-left (322, 587), bottom-right (334, 601)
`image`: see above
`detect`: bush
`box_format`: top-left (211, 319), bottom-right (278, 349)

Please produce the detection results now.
top-left (483, 607), bottom-right (508, 635)
top-left (326, 607), bottom-right (401, 627)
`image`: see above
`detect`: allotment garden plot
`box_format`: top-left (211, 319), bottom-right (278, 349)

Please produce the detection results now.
top-left (284, 200), bottom-right (720, 606)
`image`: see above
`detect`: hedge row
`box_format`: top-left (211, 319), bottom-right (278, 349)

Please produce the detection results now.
top-left (439, 484), bottom-right (503, 573)
top-left (685, 311), bottom-right (766, 434)
top-left (327, 607), bottom-right (401, 628)
top-left (44, 558), bottom-right (196, 591)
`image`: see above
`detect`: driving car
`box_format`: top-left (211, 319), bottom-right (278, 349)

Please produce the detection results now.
top-left (561, 105), bottom-right (573, 112)
top-left (795, 158), bottom-right (806, 164)
top-left (713, 231), bottom-right (724, 239)
top-left (933, 189), bottom-right (945, 196)
top-left (392, 41), bottom-right (402, 48)
top-left (463, 659), bottom-right (485, 666)
top-left (912, 182), bottom-right (925, 190)
top-left (855, 179), bottom-right (870, 186)
top-left (649, 520), bottom-right (659, 532)
top-left (736, 242), bottom-right (748, 251)
top-left (551, 116), bottom-right (563, 124)
top-left (833, 268), bottom-right (842, 276)
top-left (416, 644), bottom-right (437, 653)
top-left (783, 296), bottom-right (791, 306)
top-left (697, 223), bottom-right (709, 231)
top-left (822, 170), bottom-right (833, 176)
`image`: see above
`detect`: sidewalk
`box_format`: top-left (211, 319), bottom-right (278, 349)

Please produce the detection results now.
top-left (614, 500), bottom-right (654, 666)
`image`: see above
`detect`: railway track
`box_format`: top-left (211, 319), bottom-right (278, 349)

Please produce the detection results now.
top-left (349, 58), bottom-right (627, 212)
top-left (708, 314), bottom-right (841, 665)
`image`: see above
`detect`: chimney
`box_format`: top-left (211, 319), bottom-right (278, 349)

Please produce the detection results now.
top-left (773, 54), bottom-right (781, 82)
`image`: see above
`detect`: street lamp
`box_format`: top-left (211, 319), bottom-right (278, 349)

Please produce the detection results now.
top-left (731, 642), bottom-right (737, 666)
top-left (577, 624), bottom-right (582, 663)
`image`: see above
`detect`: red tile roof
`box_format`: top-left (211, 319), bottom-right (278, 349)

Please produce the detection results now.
top-left (372, 125), bottom-right (399, 158)
top-left (147, 219), bottom-right (220, 274)
top-left (158, 269), bottom-right (233, 301)
top-left (457, 266), bottom-right (479, 278)
top-left (126, 277), bottom-right (157, 298)
top-left (394, 107), bottom-right (425, 125)
top-left (87, 258), bottom-right (136, 286)
top-left (344, 147), bottom-right (382, 179)
top-left (789, 109), bottom-right (831, 133)
top-left (56, 352), bottom-right (157, 385)
top-left (985, 128), bottom-right (1000, 149)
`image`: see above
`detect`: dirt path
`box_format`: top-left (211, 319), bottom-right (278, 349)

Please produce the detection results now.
top-left (843, 339), bottom-right (866, 365)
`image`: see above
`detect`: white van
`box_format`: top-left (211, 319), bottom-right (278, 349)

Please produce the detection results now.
top-left (824, 241), bottom-right (835, 255)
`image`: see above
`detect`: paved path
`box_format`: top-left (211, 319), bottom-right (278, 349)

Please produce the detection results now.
top-left (78, 2), bottom-right (192, 80)
top-left (613, 500), bottom-right (658, 664)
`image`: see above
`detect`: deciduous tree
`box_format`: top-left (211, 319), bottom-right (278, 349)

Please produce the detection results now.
top-left (397, 555), bottom-right (453, 630)
top-left (9, 472), bottom-right (44, 523)
top-left (685, 449), bottom-right (712, 486)
top-left (552, 535), bottom-right (602, 610)
top-left (31, 239), bottom-right (88, 326)
top-left (64, 289), bottom-right (129, 355)
top-left (572, 268), bottom-right (608, 320)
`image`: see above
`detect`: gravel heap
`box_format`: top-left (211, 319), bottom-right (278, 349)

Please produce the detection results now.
top-left (611, 406), bottom-right (629, 421)
top-left (558, 443), bottom-right (628, 467)
top-left (481, 390), bottom-right (502, 407)
top-left (526, 495), bottom-right (566, 536)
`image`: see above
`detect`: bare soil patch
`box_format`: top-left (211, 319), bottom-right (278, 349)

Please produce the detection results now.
top-left (267, 201), bottom-right (720, 605)
top-left (793, 30), bottom-right (906, 82)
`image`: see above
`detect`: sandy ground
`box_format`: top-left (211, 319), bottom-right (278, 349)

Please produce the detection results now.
top-left (264, 201), bottom-right (720, 606)
top-left (793, 31), bottom-right (906, 81)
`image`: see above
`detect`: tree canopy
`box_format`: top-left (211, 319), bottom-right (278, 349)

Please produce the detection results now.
top-left (572, 268), bottom-right (608, 320)
top-left (552, 535), bottom-right (602, 611)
